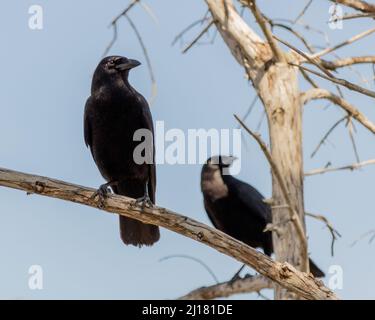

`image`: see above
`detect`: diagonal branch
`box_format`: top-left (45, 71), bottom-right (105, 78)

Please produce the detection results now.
top-left (0, 167), bottom-right (337, 300)
top-left (182, 20), bottom-right (214, 54)
top-left (329, 0), bottom-right (375, 13)
top-left (310, 115), bottom-right (348, 158)
top-left (301, 88), bottom-right (375, 134)
top-left (294, 64), bottom-right (375, 99)
top-left (320, 56), bottom-right (375, 70)
top-left (311, 27), bottom-right (375, 59)
top-left (179, 275), bottom-right (272, 300)
top-left (234, 115), bottom-right (308, 257)
top-left (242, 0), bottom-right (286, 62)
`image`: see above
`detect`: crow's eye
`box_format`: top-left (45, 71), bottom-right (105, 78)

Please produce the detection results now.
top-left (106, 61), bottom-right (115, 69)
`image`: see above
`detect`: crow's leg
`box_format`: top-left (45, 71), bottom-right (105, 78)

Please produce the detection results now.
top-left (135, 182), bottom-right (153, 209)
top-left (90, 181), bottom-right (118, 208)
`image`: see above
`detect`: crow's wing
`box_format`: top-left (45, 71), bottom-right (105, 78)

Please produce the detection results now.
top-left (223, 175), bottom-right (271, 224)
top-left (138, 95), bottom-right (156, 204)
top-left (203, 199), bottom-right (228, 232)
top-left (84, 97), bottom-right (93, 150)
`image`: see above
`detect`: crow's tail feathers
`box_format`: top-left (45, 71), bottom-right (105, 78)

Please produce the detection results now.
top-left (119, 216), bottom-right (160, 247)
top-left (309, 258), bottom-right (325, 278)
top-left (113, 181), bottom-right (160, 247)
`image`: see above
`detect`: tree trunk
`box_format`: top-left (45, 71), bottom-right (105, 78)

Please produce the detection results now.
top-left (205, 0), bottom-right (308, 299)
top-left (257, 62), bottom-right (307, 299)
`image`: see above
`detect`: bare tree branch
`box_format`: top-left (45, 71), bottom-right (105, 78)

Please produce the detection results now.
top-left (310, 116), bottom-right (348, 158)
top-left (179, 275), bottom-right (272, 300)
top-left (342, 12), bottom-right (375, 20)
top-left (273, 35), bottom-right (334, 78)
top-left (124, 14), bottom-right (157, 103)
top-left (242, 0), bottom-right (286, 62)
top-left (172, 14), bottom-right (210, 46)
top-left (0, 167), bottom-right (337, 300)
top-left (306, 212), bottom-right (342, 256)
top-left (182, 20), bottom-right (214, 54)
top-left (305, 159), bottom-right (375, 176)
top-left (294, 0), bottom-right (313, 24)
top-left (294, 64), bottom-right (375, 99)
top-left (321, 56), bottom-right (375, 70)
top-left (104, 0), bottom-right (140, 56)
top-left (103, 1), bottom-right (157, 102)
top-left (265, 18), bottom-right (315, 53)
top-left (329, 0), bottom-right (375, 14)
top-left (311, 27), bottom-right (375, 59)
top-left (301, 88), bottom-right (375, 133)
top-left (346, 116), bottom-right (361, 163)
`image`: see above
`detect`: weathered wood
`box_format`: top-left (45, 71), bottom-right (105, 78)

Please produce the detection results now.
top-left (0, 167), bottom-right (338, 300)
top-left (179, 275), bottom-right (273, 300)
top-left (206, 0), bottom-right (308, 299)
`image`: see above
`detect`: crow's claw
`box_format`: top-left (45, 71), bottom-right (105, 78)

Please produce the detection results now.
top-left (135, 195), bottom-right (154, 209)
top-left (90, 183), bottom-right (112, 208)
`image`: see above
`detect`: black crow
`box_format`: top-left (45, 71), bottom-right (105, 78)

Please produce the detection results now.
top-left (84, 56), bottom-right (159, 247)
top-left (201, 155), bottom-right (324, 277)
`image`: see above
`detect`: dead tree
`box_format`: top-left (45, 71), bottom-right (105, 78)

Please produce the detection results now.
top-left (148, 0), bottom-right (375, 299)
top-left (1, 0), bottom-right (375, 300)
top-left (203, 0), bottom-right (375, 299)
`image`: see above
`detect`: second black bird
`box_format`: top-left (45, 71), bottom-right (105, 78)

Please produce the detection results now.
top-left (201, 155), bottom-right (324, 277)
top-left (84, 56), bottom-right (159, 247)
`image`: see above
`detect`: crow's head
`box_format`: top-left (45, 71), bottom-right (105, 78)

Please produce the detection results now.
top-left (91, 56), bottom-right (141, 91)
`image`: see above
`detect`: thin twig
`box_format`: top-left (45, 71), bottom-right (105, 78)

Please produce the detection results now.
top-left (237, 96), bottom-right (259, 129)
top-left (301, 69), bottom-right (319, 88)
top-left (139, 1), bottom-right (158, 25)
top-left (182, 20), bottom-right (214, 54)
top-left (294, 0), bottom-right (313, 24)
top-left (342, 13), bottom-right (375, 20)
top-left (268, 21), bottom-right (315, 53)
top-left (103, 23), bottom-right (118, 57)
top-left (159, 254), bottom-right (219, 284)
top-left (172, 15), bottom-right (210, 46)
top-left (305, 159), bottom-right (375, 176)
top-left (124, 15), bottom-right (157, 103)
top-left (292, 64), bottom-right (375, 99)
top-left (306, 212), bottom-right (341, 256)
top-left (274, 35), bottom-right (334, 78)
top-left (311, 27), bottom-right (375, 59)
top-left (346, 117), bottom-right (361, 163)
top-left (351, 230), bottom-right (375, 247)
top-left (310, 116), bottom-right (348, 158)
top-left (102, 1), bottom-right (157, 103)
top-left (301, 88), bottom-right (375, 133)
top-left (103, 0), bottom-right (140, 56)
top-left (244, 0), bottom-right (286, 62)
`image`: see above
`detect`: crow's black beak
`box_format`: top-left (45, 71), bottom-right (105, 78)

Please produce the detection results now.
top-left (116, 59), bottom-right (141, 71)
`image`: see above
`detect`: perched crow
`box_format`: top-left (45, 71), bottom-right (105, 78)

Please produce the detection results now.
top-left (201, 155), bottom-right (324, 277)
top-left (84, 56), bottom-right (159, 247)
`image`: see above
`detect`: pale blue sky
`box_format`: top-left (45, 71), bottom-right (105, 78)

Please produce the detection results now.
top-left (1, 0), bottom-right (375, 299)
